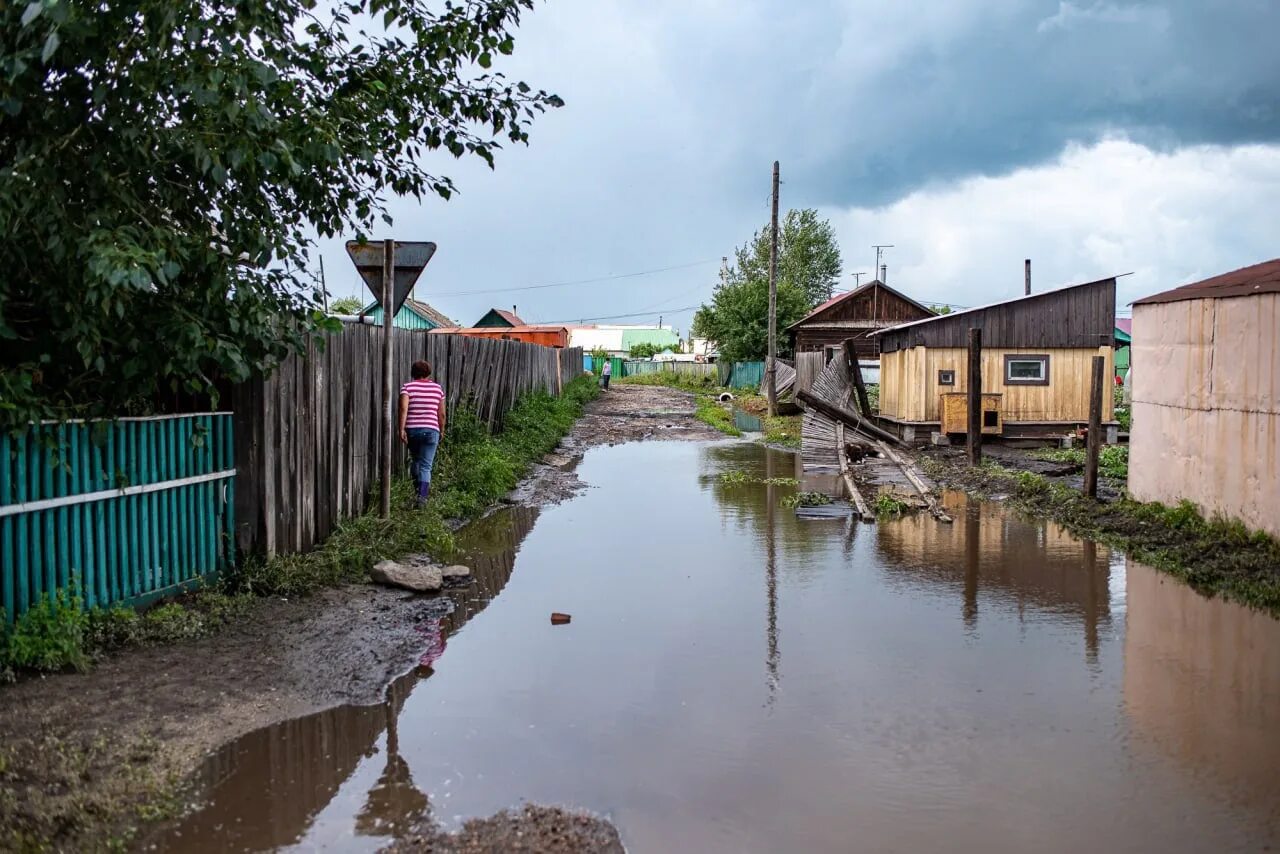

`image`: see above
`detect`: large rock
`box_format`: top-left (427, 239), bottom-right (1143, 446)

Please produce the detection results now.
top-left (369, 559), bottom-right (442, 592)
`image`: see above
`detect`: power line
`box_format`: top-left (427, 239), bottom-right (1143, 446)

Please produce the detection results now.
top-left (537, 304), bottom-right (702, 324)
top-left (428, 259), bottom-right (719, 297)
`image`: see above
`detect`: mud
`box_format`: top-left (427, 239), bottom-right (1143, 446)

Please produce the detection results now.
top-left (0, 384), bottom-right (704, 851)
top-left (384, 806), bottom-right (624, 854)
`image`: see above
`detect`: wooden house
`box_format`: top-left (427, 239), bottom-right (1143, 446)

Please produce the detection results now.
top-left (430, 324), bottom-right (569, 348)
top-left (360, 298), bottom-right (454, 330)
top-left (872, 276), bottom-right (1117, 443)
top-left (474, 307), bottom-right (525, 328)
top-left (787, 280), bottom-right (936, 361)
top-left (1128, 259), bottom-right (1280, 538)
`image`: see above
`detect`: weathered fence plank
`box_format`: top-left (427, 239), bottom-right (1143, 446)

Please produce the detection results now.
top-left (231, 324), bottom-right (582, 558)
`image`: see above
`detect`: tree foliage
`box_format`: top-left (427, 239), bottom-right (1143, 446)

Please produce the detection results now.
top-left (0, 0), bottom-right (560, 425)
top-left (627, 341), bottom-right (672, 360)
top-left (691, 209), bottom-right (841, 362)
top-left (329, 296), bottom-right (365, 316)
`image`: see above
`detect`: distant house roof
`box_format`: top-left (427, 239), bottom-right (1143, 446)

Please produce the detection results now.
top-left (431, 324), bottom-right (567, 334)
top-left (1114, 317), bottom-right (1132, 344)
top-left (474, 308), bottom-right (526, 327)
top-left (360, 297), bottom-right (455, 328)
top-left (1132, 258), bottom-right (1280, 305)
top-left (787, 280), bottom-right (935, 330)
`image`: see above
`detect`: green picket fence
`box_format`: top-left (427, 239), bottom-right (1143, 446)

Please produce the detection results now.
top-left (0, 414), bottom-right (235, 622)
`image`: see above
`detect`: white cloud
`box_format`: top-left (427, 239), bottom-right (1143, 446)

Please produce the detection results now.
top-left (823, 138), bottom-right (1280, 311)
top-left (1037, 1), bottom-right (1170, 33)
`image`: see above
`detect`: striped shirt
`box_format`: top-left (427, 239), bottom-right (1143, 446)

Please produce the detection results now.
top-left (401, 379), bottom-right (445, 431)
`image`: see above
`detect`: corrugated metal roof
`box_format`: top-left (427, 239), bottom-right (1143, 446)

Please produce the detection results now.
top-left (1114, 317), bottom-right (1132, 336)
top-left (1132, 258), bottom-right (1280, 305)
top-left (870, 276), bottom-right (1117, 337)
top-left (431, 325), bottom-right (567, 334)
top-left (361, 298), bottom-right (455, 329)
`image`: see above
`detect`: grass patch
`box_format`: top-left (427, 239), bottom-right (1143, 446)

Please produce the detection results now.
top-left (781, 491), bottom-right (831, 509)
top-left (874, 493), bottom-right (910, 517)
top-left (695, 397), bottom-right (742, 436)
top-left (719, 471), bottom-right (798, 486)
top-left (927, 453), bottom-right (1280, 614)
top-left (1030, 445), bottom-right (1128, 479)
top-left (1, 377), bottom-right (601, 678)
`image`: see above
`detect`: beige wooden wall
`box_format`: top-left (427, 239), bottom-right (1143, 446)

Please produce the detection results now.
top-left (880, 346), bottom-right (1114, 423)
top-left (1129, 294), bottom-right (1279, 538)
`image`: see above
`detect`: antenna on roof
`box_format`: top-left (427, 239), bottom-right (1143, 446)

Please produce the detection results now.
top-left (851, 272), bottom-right (865, 287)
top-left (873, 244), bottom-right (894, 282)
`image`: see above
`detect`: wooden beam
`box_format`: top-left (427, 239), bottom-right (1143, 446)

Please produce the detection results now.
top-left (795, 388), bottom-right (906, 448)
top-left (967, 326), bottom-right (982, 466)
top-left (874, 439), bottom-right (954, 524)
top-left (836, 423), bottom-right (876, 522)
top-left (1084, 354), bottom-right (1105, 498)
top-left (844, 338), bottom-right (873, 418)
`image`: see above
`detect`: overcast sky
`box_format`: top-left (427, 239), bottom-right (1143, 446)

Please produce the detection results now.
top-left (317, 0), bottom-right (1280, 333)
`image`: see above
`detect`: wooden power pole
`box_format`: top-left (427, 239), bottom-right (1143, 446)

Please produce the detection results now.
top-left (1083, 355), bottom-right (1105, 498)
top-left (380, 239), bottom-right (395, 518)
top-left (766, 160), bottom-right (780, 416)
top-left (967, 327), bottom-right (983, 466)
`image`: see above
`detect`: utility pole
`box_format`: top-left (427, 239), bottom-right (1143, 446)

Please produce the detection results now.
top-left (851, 272), bottom-right (865, 287)
top-left (319, 256), bottom-right (329, 313)
top-left (1025, 258), bottom-right (1031, 296)
top-left (766, 161), bottom-right (780, 416)
top-left (873, 244), bottom-right (894, 282)
top-left (380, 239), bottom-right (395, 518)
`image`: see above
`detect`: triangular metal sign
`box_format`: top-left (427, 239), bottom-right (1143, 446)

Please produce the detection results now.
top-left (345, 240), bottom-right (437, 317)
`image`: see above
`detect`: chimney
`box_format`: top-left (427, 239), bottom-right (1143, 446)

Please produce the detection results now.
top-left (880, 264), bottom-right (887, 283)
top-left (1024, 259), bottom-right (1031, 295)
top-left (512, 304), bottom-right (518, 317)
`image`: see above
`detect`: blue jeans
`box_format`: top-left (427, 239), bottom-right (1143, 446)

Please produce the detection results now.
top-left (406, 428), bottom-right (441, 485)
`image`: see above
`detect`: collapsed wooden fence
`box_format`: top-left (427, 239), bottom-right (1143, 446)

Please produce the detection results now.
top-left (232, 322), bottom-right (582, 557)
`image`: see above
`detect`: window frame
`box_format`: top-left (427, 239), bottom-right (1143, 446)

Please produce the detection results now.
top-left (1003, 354), bottom-right (1051, 386)
top-left (937, 369), bottom-right (956, 386)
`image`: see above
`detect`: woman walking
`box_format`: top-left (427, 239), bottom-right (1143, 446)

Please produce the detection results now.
top-left (399, 360), bottom-right (447, 506)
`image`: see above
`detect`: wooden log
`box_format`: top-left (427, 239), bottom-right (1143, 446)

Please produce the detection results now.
top-left (844, 339), bottom-right (873, 418)
top-left (836, 423), bottom-right (876, 522)
top-left (967, 326), bottom-right (982, 467)
top-left (1084, 354), bottom-right (1105, 498)
top-left (796, 389), bottom-right (906, 448)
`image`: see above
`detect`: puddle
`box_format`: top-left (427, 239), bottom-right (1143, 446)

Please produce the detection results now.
top-left (731, 409), bottom-right (763, 433)
top-left (146, 441), bottom-right (1280, 853)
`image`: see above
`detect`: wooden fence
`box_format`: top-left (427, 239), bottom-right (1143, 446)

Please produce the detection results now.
top-left (1, 414), bottom-right (235, 621)
top-left (232, 322), bottom-right (582, 557)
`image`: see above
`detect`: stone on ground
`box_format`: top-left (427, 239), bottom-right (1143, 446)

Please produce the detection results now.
top-left (442, 564), bottom-right (472, 580)
top-left (369, 560), bottom-right (442, 592)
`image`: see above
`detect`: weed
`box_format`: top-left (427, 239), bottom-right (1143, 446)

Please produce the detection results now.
top-left (874, 493), bottom-right (910, 516)
top-left (694, 398), bottom-right (741, 436)
top-left (1031, 444), bottom-right (1127, 479)
top-left (719, 471), bottom-right (798, 486)
top-left (781, 491), bottom-right (832, 509)
top-left (4, 589), bottom-right (89, 673)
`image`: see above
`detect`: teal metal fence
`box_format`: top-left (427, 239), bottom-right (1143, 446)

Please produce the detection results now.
top-left (0, 414), bottom-right (235, 622)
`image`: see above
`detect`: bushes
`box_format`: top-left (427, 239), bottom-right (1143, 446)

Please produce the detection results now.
top-left (1, 590), bottom-right (89, 675)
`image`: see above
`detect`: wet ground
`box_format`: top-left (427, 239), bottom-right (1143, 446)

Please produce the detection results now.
top-left (146, 440), bottom-right (1280, 853)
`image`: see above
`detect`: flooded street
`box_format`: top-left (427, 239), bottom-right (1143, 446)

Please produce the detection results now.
top-left (151, 440), bottom-right (1280, 853)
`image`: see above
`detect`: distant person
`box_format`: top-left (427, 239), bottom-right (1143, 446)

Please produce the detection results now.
top-left (600, 358), bottom-right (612, 390)
top-left (398, 360), bottom-right (447, 506)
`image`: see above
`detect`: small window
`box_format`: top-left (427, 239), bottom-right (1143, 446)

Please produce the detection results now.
top-left (938, 369), bottom-right (955, 386)
top-left (823, 345), bottom-right (839, 364)
top-left (1004, 354), bottom-right (1050, 386)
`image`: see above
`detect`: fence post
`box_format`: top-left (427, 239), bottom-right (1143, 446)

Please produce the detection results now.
top-left (967, 327), bottom-right (983, 466)
top-left (1084, 355), bottom-right (1105, 498)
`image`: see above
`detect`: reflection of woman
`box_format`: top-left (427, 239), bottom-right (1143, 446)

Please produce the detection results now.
top-left (398, 360), bottom-right (447, 506)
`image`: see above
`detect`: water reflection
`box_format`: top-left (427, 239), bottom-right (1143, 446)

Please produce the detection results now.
top-left (144, 507), bottom-right (540, 853)
top-left (148, 442), bottom-right (1280, 853)
top-left (1124, 558), bottom-right (1280, 827)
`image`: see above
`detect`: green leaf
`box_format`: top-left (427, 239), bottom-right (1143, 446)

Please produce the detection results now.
top-left (41, 30), bottom-right (60, 63)
top-left (20, 2), bottom-right (43, 26)
top-left (478, 52), bottom-right (492, 69)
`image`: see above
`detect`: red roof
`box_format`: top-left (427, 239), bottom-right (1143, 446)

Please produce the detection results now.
top-left (493, 308), bottom-right (525, 326)
top-left (1114, 317), bottom-right (1132, 336)
top-left (787, 280), bottom-right (934, 330)
top-left (1133, 258), bottom-right (1280, 305)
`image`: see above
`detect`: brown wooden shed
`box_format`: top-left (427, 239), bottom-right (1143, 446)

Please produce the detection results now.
top-left (787, 280), bottom-right (936, 361)
top-left (872, 276), bottom-right (1118, 442)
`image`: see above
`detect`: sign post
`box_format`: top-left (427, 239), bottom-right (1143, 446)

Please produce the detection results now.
top-left (344, 240), bottom-right (437, 518)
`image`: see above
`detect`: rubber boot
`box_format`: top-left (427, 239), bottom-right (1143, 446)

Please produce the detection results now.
top-left (417, 479), bottom-right (431, 506)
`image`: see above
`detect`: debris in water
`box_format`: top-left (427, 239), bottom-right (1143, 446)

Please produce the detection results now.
top-left (551, 612), bottom-right (572, 625)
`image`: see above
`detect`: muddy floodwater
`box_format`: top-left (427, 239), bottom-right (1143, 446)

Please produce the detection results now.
top-left (149, 441), bottom-right (1280, 853)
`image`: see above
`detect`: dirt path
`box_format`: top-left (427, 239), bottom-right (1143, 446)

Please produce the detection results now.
top-left (0, 384), bottom-right (714, 852)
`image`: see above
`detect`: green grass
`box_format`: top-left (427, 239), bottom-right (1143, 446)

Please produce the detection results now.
top-left (781, 491), bottom-right (831, 509)
top-left (1029, 444), bottom-right (1129, 479)
top-left (874, 493), bottom-right (910, 517)
top-left (719, 471), bottom-right (798, 486)
top-left (1, 377), bottom-right (601, 678)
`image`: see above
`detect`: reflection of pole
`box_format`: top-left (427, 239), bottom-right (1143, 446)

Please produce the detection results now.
top-left (963, 501), bottom-right (980, 630)
top-left (765, 450), bottom-right (780, 703)
top-left (1083, 538), bottom-right (1099, 663)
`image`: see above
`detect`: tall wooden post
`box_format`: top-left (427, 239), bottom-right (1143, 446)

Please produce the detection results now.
top-left (380, 239), bottom-right (395, 518)
top-left (845, 338), bottom-right (872, 418)
top-left (1024, 258), bottom-right (1031, 296)
top-left (1083, 354), bottom-right (1105, 498)
top-left (766, 160), bottom-right (780, 416)
top-left (967, 327), bottom-right (983, 466)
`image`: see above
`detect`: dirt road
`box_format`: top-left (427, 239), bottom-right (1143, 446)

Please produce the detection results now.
top-left (0, 384), bottom-right (712, 851)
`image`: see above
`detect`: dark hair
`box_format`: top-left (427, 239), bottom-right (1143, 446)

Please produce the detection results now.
top-left (411, 360), bottom-right (432, 379)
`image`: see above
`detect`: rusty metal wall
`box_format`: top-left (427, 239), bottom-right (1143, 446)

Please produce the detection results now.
top-left (1129, 293), bottom-right (1280, 537)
